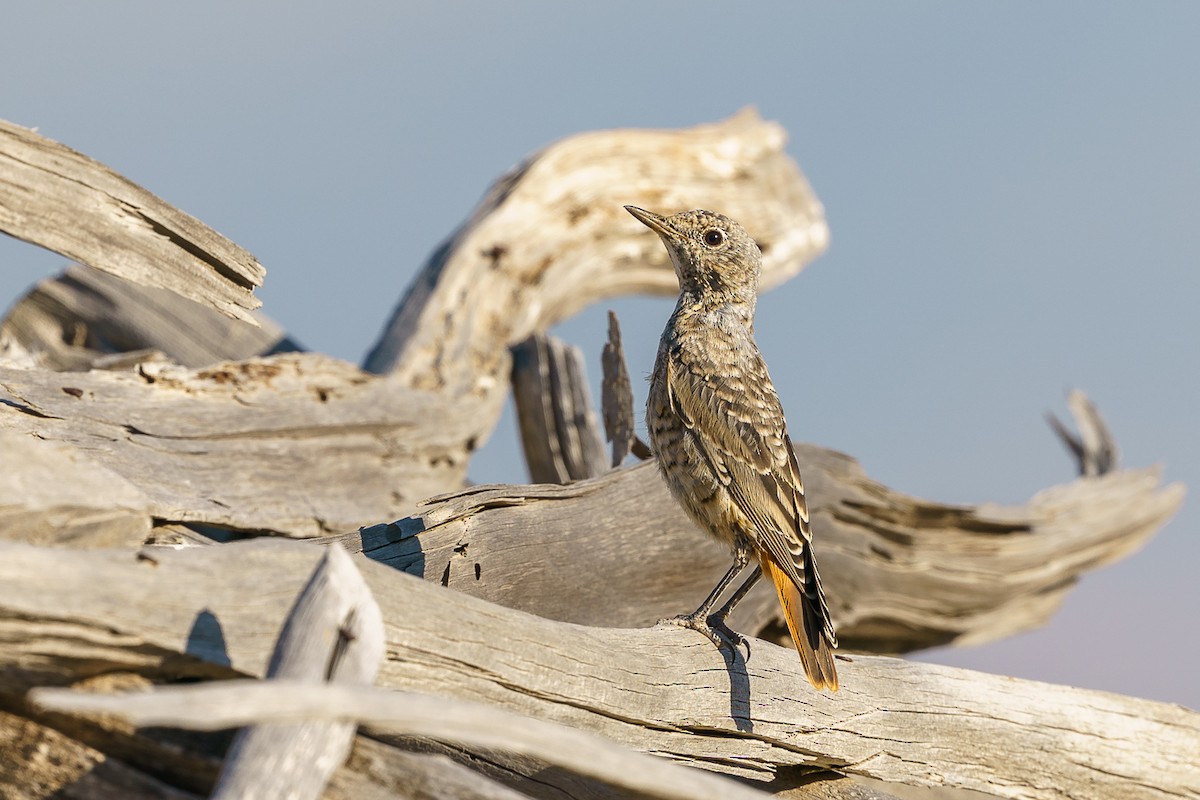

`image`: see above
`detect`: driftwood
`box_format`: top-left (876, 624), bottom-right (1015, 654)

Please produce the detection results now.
top-left (1, 110), bottom-right (831, 533)
top-left (1046, 388), bottom-right (1118, 477)
top-left (211, 544), bottom-right (385, 799)
top-left (0, 354), bottom-right (492, 537)
top-left (0, 119), bottom-right (263, 322)
top-left (340, 456), bottom-right (1181, 654)
top-left (362, 110), bottom-right (830, 451)
top-left (1, 326), bottom-right (1178, 650)
top-left (510, 334), bottom-right (607, 483)
top-left (0, 266), bottom-right (298, 371)
top-left (34, 681), bottom-right (772, 800)
top-left (4, 539), bottom-right (1197, 800)
top-left (601, 310), bottom-right (648, 467)
top-left (0, 112), bottom-right (1191, 799)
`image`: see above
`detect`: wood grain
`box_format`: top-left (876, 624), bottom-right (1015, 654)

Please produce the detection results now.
top-left (337, 456), bottom-right (1182, 654)
top-left (0, 119), bottom-right (263, 322)
top-left (6, 540), bottom-right (1196, 800)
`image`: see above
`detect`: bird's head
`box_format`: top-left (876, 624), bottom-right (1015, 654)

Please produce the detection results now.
top-left (625, 206), bottom-right (761, 305)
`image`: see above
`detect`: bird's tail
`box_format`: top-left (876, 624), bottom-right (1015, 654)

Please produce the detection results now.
top-left (760, 555), bottom-right (839, 691)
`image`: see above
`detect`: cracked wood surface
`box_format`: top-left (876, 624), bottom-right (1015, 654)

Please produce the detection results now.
top-left (0, 119), bottom-right (263, 323)
top-left (210, 545), bottom-right (385, 800)
top-left (335, 456), bottom-right (1182, 654)
top-left (0, 353), bottom-right (491, 537)
top-left (34, 681), bottom-right (774, 800)
top-left (510, 333), bottom-right (608, 483)
top-left (2, 539), bottom-right (1195, 800)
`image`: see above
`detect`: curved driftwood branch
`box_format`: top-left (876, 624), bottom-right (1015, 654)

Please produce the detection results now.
top-left (338, 457), bottom-right (1182, 654)
top-left (0, 119), bottom-right (263, 322)
top-left (364, 109), bottom-right (828, 400)
top-left (4, 540), bottom-right (1196, 800)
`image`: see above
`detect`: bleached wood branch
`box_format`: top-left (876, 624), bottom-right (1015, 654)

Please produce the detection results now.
top-left (0, 266), bottom-right (296, 370)
top-left (0, 354), bottom-right (492, 537)
top-left (5, 540), bottom-right (1196, 800)
top-left (211, 544), bottom-right (384, 800)
top-left (1046, 388), bottom-right (1118, 477)
top-left (601, 310), bottom-right (645, 467)
top-left (0, 119), bottom-right (263, 322)
top-left (33, 681), bottom-right (771, 800)
top-left (339, 457), bottom-right (1182, 654)
top-left (0, 705), bottom-right (563, 800)
top-left (510, 333), bottom-right (607, 483)
top-left (363, 109), bottom-right (828, 402)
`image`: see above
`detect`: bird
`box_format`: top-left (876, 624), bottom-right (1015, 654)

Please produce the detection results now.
top-left (625, 204), bottom-right (838, 691)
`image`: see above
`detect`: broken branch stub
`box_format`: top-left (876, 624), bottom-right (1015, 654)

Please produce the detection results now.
top-left (212, 544), bottom-right (384, 800)
top-left (510, 333), bottom-right (607, 483)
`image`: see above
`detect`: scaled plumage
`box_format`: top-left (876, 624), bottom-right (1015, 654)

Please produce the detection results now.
top-left (627, 204), bottom-right (838, 691)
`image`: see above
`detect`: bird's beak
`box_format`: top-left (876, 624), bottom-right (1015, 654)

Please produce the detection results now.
top-left (624, 205), bottom-right (675, 239)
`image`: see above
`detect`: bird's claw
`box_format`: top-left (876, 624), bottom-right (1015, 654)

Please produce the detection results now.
top-left (657, 613), bottom-right (751, 660)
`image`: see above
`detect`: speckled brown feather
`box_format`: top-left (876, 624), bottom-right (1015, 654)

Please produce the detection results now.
top-left (630, 205), bottom-right (838, 691)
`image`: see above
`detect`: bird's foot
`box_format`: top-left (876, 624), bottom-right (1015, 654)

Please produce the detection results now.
top-left (657, 612), bottom-right (751, 659)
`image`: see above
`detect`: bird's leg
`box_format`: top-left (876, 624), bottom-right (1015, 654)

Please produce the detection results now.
top-left (711, 565), bottom-right (762, 623)
top-left (658, 552), bottom-right (750, 651)
top-left (702, 564), bottom-right (763, 657)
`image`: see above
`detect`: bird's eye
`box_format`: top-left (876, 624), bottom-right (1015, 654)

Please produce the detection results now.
top-left (702, 228), bottom-right (726, 247)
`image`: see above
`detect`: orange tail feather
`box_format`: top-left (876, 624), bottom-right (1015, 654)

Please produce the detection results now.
top-left (760, 555), bottom-right (838, 691)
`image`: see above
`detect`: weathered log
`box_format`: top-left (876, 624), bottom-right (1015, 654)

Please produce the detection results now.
top-left (0, 266), bottom-right (298, 371)
top-left (338, 456), bottom-right (1182, 654)
top-left (35, 681), bottom-right (772, 800)
top-left (1, 335), bottom-right (1182, 652)
top-left (211, 544), bottom-right (384, 800)
top-left (510, 333), bottom-right (607, 483)
top-left (0, 119), bottom-right (263, 322)
top-left (0, 354), bottom-right (491, 537)
top-left (4, 540), bottom-right (1196, 800)
top-left (1, 344), bottom-right (1181, 652)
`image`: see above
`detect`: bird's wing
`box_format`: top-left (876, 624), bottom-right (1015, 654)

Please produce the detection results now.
top-left (667, 348), bottom-right (836, 647)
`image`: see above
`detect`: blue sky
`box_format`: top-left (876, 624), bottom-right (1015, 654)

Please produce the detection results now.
top-left (3, 3), bottom-right (1197, 708)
